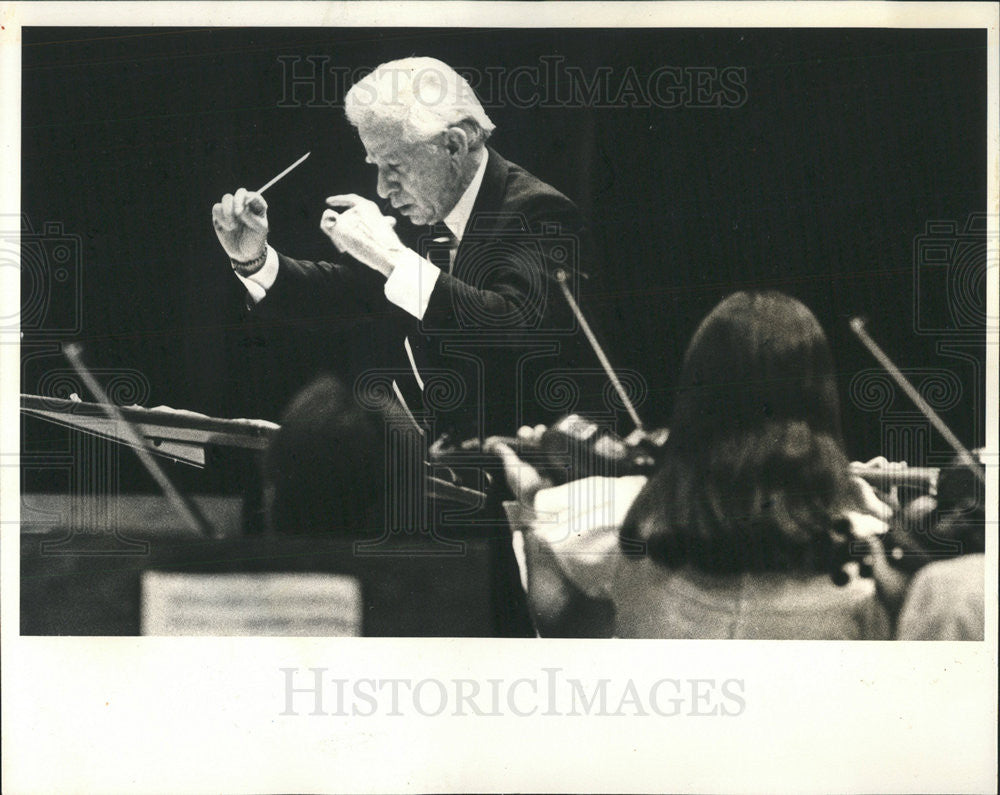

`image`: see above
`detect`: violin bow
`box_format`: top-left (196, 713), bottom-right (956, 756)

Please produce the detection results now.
top-left (63, 344), bottom-right (217, 537)
top-left (554, 269), bottom-right (644, 431)
top-left (849, 317), bottom-right (985, 485)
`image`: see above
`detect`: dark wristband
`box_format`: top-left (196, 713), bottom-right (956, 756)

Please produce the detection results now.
top-left (231, 241), bottom-right (268, 276)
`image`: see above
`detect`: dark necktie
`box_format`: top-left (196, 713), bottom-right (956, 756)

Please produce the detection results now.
top-left (427, 222), bottom-right (458, 274)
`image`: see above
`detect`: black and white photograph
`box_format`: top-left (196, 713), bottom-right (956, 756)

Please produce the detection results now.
top-left (2, 2), bottom-right (996, 793)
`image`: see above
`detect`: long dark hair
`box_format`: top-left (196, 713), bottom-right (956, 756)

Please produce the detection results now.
top-left (620, 291), bottom-right (861, 574)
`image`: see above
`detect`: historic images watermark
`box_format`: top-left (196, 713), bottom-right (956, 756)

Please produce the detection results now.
top-left (10, 212), bottom-right (151, 554)
top-left (17, 358), bottom-right (155, 555)
top-left (415, 217), bottom-right (582, 336)
top-left (277, 56), bottom-right (748, 111)
top-left (350, 363), bottom-right (650, 554)
top-left (912, 214), bottom-right (994, 339)
top-left (2, 213), bottom-right (83, 337)
top-left (848, 215), bottom-right (993, 462)
top-left (846, 214), bottom-right (994, 562)
top-left (343, 210), bottom-right (649, 552)
top-left (279, 667), bottom-right (746, 718)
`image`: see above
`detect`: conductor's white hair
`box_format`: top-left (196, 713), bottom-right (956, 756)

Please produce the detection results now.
top-left (345, 57), bottom-right (495, 145)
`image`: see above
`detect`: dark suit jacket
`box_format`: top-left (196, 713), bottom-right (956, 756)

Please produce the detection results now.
top-left (247, 148), bottom-right (602, 440)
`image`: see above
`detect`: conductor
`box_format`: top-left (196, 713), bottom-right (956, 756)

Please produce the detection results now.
top-left (212, 57), bottom-right (602, 636)
top-left (211, 56), bottom-right (599, 442)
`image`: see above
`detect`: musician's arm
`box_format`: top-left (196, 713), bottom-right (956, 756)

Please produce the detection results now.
top-left (237, 250), bottom-right (386, 322)
top-left (232, 244), bottom-right (280, 304)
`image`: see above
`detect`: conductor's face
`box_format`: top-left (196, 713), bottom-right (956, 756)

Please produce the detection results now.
top-left (359, 122), bottom-right (465, 227)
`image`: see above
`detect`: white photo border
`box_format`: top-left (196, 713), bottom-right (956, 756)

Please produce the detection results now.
top-left (2, 3), bottom-right (997, 793)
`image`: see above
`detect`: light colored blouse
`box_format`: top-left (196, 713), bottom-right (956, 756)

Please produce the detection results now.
top-left (896, 553), bottom-right (984, 640)
top-left (509, 475), bottom-right (892, 639)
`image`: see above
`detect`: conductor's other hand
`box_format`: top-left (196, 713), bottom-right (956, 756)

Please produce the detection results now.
top-left (212, 188), bottom-right (269, 262)
top-left (321, 194), bottom-right (403, 277)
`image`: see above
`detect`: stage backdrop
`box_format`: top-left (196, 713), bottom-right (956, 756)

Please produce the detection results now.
top-left (20, 27), bottom-right (986, 493)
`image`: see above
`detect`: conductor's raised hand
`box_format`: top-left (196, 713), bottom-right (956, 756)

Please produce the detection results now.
top-left (212, 187), bottom-right (268, 262)
top-left (321, 194), bottom-right (404, 277)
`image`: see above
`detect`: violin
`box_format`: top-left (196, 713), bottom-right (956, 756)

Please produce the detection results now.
top-left (430, 269), bottom-right (672, 485)
top-left (850, 448), bottom-right (987, 576)
top-left (434, 277), bottom-right (986, 585)
top-left (839, 320), bottom-right (986, 577)
top-left (430, 414), bottom-right (669, 486)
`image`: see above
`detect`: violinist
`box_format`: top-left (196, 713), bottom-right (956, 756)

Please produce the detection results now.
top-left (490, 291), bottom-right (895, 639)
top-left (844, 316), bottom-right (986, 640)
top-left (863, 451), bottom-right (986, 640)
top-left (871, 545), bottom-right (985, 641)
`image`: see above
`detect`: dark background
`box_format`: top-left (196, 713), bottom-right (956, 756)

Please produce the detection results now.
top-left (21, 27), bottom-right (987, 493)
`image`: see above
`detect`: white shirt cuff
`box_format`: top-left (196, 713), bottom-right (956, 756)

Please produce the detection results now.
top-left (233, 245), bottom-right (279, 305)
top-left (383, 249), bottom-right (441, 319)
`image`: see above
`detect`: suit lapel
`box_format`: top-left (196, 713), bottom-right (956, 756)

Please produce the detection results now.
top-left (453, 147), bottom-right (509, 273)
top-left (397, 150), bottom-right (511, 420)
